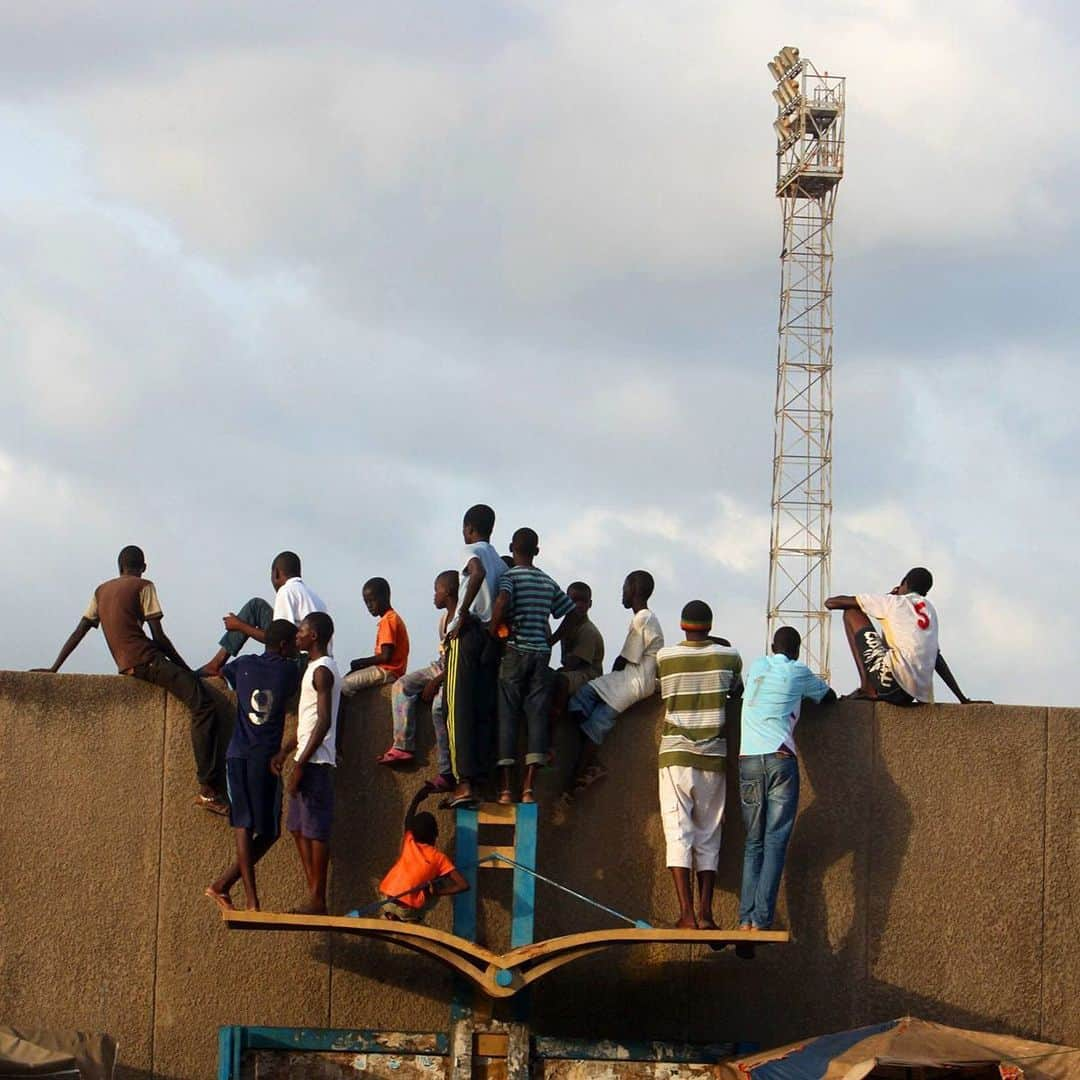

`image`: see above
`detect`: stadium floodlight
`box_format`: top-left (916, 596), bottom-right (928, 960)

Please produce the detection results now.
top-left (765, 47), bottom-right (846, 682)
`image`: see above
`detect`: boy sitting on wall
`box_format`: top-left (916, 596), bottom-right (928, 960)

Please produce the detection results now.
top-left (342, 577), bottom-right (410, 694)
top-left (564, 570), bottom-right (664, 798)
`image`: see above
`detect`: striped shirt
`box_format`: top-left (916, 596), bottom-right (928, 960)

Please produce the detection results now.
top-left (656, 640), bottom-right (742, 771)
top-left (498, 565), bottom-right (574, 652)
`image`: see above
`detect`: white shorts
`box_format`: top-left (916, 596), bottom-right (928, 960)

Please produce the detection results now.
top-left (658, 765), bottom-right (726, 870)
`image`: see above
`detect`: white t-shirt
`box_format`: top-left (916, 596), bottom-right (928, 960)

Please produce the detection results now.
top-left (295, 655), bottom-right (341, 766)
top-left (591, 608), bottom-right (665, 713)
top-left (446, 542), bottom-right (505, 630)
top-left (274, 576), bottom-right (332, 654)
top-left (856, 591), bottom-right (939, 702)
top-left (273, 577), bottom-right (327, 624)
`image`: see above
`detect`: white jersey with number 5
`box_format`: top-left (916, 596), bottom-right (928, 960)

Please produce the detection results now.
top-left (856, 592), bottom-right (939, 703)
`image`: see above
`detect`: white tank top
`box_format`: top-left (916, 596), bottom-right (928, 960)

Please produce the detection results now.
top-left (295, 655), bottom-right (340, 766)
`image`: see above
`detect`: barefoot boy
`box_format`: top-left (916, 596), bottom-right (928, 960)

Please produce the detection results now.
top-left (490, 527), bottom-right (578, 804)
top-left (565, 570), bottom-right (664, 795)
top-left (273, 612), bottom-right (340, 915)
top-left (380, 571), bottom-right (459, 790)
top-left (205, 620), bottom-right (302, 911)
top-left (656, 601), bottom-right (742, 929)
top-left (377, 785), bottom-right (469, 922)
top-left (825, 567), bottom-right (979, 704)
top-left (342, 577), bottom-right (410, 695)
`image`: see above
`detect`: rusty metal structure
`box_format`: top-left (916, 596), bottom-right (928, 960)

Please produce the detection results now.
top-left (765, 46), bottom-right (845, 680)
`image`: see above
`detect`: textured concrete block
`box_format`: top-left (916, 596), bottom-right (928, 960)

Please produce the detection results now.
top-left (688, 697), bottom-right (875, 1048)
top-left (0, 671), bottom-right (164, 1079)
top-left (150, 683), bottom-right (330, 1080)
top-left (866, 703), bottom-right (1047, 1036)
top-left (1044, 708), bottom-right (1080, 1046)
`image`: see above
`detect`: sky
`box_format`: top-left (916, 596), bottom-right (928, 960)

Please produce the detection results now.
top-left (2, 1), bottom-right (1077, 705)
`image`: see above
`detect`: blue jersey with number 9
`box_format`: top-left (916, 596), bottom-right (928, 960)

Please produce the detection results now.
top-left (223, 652), bottom-right (302, 759)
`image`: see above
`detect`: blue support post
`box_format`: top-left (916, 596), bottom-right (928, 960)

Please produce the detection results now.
top-left (451, 806), bottom-right (480, 1022)
top-left (510, 803), bottom-right (537, 948)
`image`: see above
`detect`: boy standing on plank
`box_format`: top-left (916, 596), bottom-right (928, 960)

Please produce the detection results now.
top-left (444, 504), bottom-right (506, 808)
top-left (273, 612), bottom-right (340, 915)
top-left (489, 527), bottom-right (579, 805)
top-left (656, 601), bottom-right (742, 930)
top-left (35, 545), bottom-right (229, 816)
top-left (825, 567), bottom-right (980, 704)
top-left (205, 619), bottom-right (302, 912)
top-left (379, 571), bottom-right (459, 791)
top-left (738, 626), bottom-right (835, 939)
top-left (198, 551), bottom-right (328, 676)
top-left (377, 785), bottom-right (469, 922)
top-left (564, 570), bottom-right (664, 797)
top-left (342, 577), bottom-right (410, 694)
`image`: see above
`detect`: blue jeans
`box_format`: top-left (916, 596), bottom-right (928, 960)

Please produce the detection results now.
top-left (738, 753), bottom-right (800, 929)
top-left (219, 597), bottom-right (273, 655)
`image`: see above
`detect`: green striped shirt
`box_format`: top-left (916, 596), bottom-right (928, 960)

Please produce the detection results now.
top-left (656, 640), bottom-right (742, 771)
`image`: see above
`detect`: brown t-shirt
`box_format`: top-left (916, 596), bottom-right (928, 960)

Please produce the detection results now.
top-left (84, 576), bottom-right (164, 673)
top-left (560, 618), bottom-right (605, 681)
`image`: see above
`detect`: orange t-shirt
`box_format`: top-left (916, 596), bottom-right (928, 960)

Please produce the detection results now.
top-left (379, 832), bottom-right (456, 908)
top-left (376, 609), bottom-right (410, 678)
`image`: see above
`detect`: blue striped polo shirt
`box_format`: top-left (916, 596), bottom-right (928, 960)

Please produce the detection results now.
top-left (498, 565), bottom-right (574, 652)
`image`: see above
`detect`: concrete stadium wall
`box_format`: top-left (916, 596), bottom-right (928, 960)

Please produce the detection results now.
top-left (0, 670), bottom-right (1076, 1078)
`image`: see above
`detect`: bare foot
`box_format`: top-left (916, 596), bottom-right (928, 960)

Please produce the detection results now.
top-left (674, 913), bottom-right (698, 929)
top-left (289, 901), bottom-right (328, 915)
top-left (698, 915), bottom-right (718, 930)
top-left (205, 886), bottom-right (235, 912)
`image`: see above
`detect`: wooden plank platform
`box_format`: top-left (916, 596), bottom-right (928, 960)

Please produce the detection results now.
top-left (222, 910), bottom-right (789, 998)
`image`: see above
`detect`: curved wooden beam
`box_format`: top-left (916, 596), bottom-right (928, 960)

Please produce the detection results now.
top-left (222, 911), bottom-right (789, 998)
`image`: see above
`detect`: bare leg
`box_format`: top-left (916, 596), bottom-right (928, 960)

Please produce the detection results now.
top-left (696, 870), bottom-right (717, 929)
top-left (210, 830), bottom-right (276, 910)
top-left (669, 867), bottom-right (697, 928)
top-left (842, 607), bottom-right (877, 696)
top-left (497, 766), bottom-right (514, 804)
top-left (307, 840), bottom-right (330, 914)
top-left (197, 647), bottom-right (231, 678)
top-left (292, 830), bottom-right (315, 894)
top-left (521, 763), bottom-right (539, 802)
top-left (569, 739), bottom-right (599, 789)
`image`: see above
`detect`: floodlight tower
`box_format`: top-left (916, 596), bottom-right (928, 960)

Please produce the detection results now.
top-left (765, 46), bottom-right (845, 680)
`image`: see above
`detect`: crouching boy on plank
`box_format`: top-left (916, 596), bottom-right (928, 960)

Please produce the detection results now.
top-left (377, 786), bottom-right (469, 922)
top-left (273, 612), bottom-right (340, 915)
top-left (564, 570), bottom-right (663, 797)
top-left (205, 620), bottom-right (302, 912)
top-left (656, 601), bottom-right (742, 930)
top-left (738, 626), bottom-right (835, 945)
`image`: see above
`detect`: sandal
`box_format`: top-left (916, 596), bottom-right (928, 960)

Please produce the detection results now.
top-left (195, 793), bottom-right (229, 817)
top-left (497, 789), bottom-right (515, 805)
top-left (376, 747), bottom-right (415, 766)
top-left (520, 788), bottom-right (536, 804)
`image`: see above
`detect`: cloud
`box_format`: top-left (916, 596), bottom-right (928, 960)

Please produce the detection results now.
top-left (0, 2), bottom-right (1075, 708)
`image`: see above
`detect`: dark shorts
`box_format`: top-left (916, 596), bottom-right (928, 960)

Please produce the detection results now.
top-left (226, 756), bottom-right (282, 839)
top-left (854, 627), bottom-right (916, 705)
top-left (285, 763), bottom-right (335, 842)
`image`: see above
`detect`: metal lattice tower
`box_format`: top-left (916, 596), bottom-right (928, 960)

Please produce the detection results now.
top-left (765, 47), bottom-right (845, 680)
